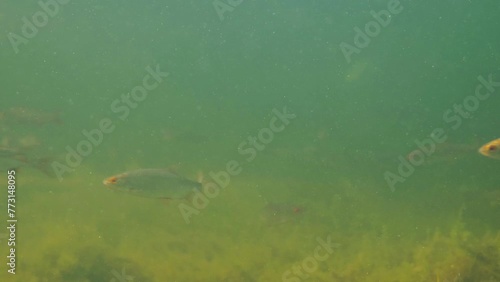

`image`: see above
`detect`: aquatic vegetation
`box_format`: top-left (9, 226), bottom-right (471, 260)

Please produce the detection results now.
top-left (315, 203), bottom-right (500, 282)
top-left (1, 166), bottom-right (499, 282)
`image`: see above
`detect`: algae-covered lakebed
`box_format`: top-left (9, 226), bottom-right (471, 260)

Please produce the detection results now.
top-left (1, 0), bottom-right (500, 281)
top-left (1, 158), bottom-right (500, 281)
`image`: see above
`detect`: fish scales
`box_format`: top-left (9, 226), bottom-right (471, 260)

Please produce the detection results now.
top-left (103, 168), bottom-right (201, 199)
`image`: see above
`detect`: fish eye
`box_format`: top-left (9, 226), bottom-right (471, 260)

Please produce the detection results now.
top-left (489, 145), bottom-right (497, 151)
top-left (108, 177), bottom-right (118, 184)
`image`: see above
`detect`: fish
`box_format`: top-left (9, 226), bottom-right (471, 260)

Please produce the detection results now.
top-left (260, 202), bottom-right (305, 226)
top-left (0, 146), bottom-right (22, 158)
top-left (161, 128), bottom-right (209, 144)
top-left (0, 107), bottom-right (62, 126)
top-left (478, 138), bottom-right (500, 160)
top-left (404, 141), bottom-right (480, 166)
top-left (0, 153), bottom-right (54, 176)
top-left (102, 168), bottom-right (202, 199)
top-left (1, 135), bottom-right (41, 151)
top-left (0, 155), bottom-right (27, 169)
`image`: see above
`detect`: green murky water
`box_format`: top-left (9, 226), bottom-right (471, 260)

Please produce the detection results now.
top-left (1, 0), bottom-right (500, 281)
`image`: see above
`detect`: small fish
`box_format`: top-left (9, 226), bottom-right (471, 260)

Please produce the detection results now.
top-left (161, 128), bottom-right (209, 144)
top-left (260, 202), bottom-right (305, 226)
top-left (404, 141), bottom-right (480, 166)
top-left (479, 138), bottom-right (500, 160)
top-left (103, 168), bottom-right (202, 199)
top-left (0, 146), bottom-right (21, 158)
top-left (0, 154), bottom-right (54, 176)
top-left (1, 107), bottom-right (62, 126)
top-left (0, 155), bottom-right (27, 170)
top-left (0, 135), bottom-right (41, 151)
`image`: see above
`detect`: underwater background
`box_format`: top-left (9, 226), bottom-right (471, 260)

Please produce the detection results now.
top-left (1, 0), bottom-right (500, 281)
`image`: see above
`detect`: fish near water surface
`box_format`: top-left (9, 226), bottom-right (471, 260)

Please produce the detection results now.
top-left (479, 138), bottom-right (500, 160)
top-left (103, 168), bottom-right (202, 199)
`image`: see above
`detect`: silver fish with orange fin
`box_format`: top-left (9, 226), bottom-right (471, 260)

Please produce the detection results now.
top-left (479, 138), bottom-right (500, 160)
top-left (103, 168), bottom-right (202, 199)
